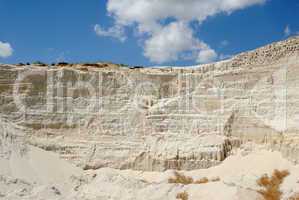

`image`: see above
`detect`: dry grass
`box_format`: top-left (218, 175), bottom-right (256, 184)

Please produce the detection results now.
top-left (168, 172), bottom-right (194, 185)
top-left (168, 171), bottom-right (220, 185)
top-left (194, 177), bottom-right (209, 184)
top-left (210, 177), bottom-right (221, 182)
top-left (257, 169), bottom-right (290, 200)
top-left (176, 191), bottom-right (189, 200)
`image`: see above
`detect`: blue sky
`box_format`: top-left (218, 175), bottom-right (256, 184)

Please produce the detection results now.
top-left (0, 0), bottom-right (298, 66)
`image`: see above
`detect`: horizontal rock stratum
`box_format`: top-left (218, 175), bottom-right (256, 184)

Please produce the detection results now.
top-left (0, 36), bottom-right (299, 172)
top-left (1, 36), bottom-right (299, 200)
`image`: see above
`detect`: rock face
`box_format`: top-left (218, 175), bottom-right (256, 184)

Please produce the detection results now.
top-left (0, 36), bottom-right (299, 172)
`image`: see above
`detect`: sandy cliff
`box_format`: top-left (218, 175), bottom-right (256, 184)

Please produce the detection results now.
top-left (0, 37), bottom-right (299, 171)
top-left (0, 36), bottom-right (299, 199)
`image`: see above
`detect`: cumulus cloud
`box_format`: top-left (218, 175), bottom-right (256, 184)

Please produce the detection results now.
top-left (144, 21), bottom-right (216, 63)
top-left (99, 0), bottom-right (266, 64)
top-left (94, 24), bottom-right (126, 42)
top-left (0, 41), bottom-right (13, 58)
top-left (197, 48), bottom-right (218, 63)
top-left (284, 25), bottom-right (291, 37)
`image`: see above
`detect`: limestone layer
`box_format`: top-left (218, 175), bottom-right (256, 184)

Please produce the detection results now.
top-left (0, 36), bottom-right (299, 171)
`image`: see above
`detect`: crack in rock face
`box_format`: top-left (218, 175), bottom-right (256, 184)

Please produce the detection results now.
top-left (0, 118), bottom-right (27, 159)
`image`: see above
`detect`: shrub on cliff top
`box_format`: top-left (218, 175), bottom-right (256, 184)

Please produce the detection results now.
top-left (32, 61), bottom-right (47, 66)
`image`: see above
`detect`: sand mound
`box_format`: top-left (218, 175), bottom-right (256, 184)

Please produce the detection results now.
top-left (0, 118), bottom-right (83, 199)
top-left (1, 118), bottom-right (299, 199)
top-left (70, 147), bottom-right (299, 200)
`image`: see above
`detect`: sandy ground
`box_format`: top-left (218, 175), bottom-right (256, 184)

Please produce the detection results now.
top-left (1, 138), bottom-right (299, 200)
top-left (1, 117), bottom-right (299, 200)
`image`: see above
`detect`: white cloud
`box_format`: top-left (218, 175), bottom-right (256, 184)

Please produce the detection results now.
top-left (284, 25), bottom-right (291, 37)
top-left (94, 24), bottom-right (126, 42)
top-left (144, 21), bottom-right (216, 63)
top-left (197, 48), bottom-right (218, 63)
top-left (106, 0), bottom-right (266, 29)
top-left (100, 0), bottom-right (266, 64)
top-left (0, 41), bottom-right (13, 58)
